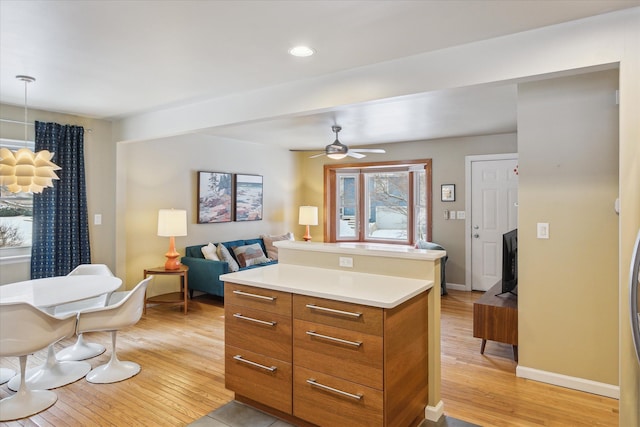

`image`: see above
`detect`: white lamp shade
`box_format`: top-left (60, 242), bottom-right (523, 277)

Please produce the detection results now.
top-left (157, 209), bottom-right (187, 237)
top-left (298, 206), bottom-right (318, 226)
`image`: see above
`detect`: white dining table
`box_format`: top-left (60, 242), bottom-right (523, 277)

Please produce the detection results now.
top-left (0, 274), bottom-right (122, 391)
top-left (0, 275), bottom-right (122, 310)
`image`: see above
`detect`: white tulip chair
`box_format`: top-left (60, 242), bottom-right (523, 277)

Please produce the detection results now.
top-left (0, 302), bottom-right (77, 421)
top-left (0, 367), bottom-right (16, 385)
top-left (76, 277), bottom-right (151, 384)
top-left (55, 264), bottom-right (117, 361)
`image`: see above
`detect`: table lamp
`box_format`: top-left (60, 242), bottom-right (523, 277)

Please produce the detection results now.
top-left (157, 209), bottom-right (187, 270)
top-left (298, 206), bottom-right (318, 242)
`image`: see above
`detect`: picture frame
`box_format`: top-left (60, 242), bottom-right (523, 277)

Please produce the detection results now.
top-left (234, 174), bottom-right (263, 221)
top-left (197, 171), bottom-right (233, 223)
top-left (441, 184), bottom-right (456, 202)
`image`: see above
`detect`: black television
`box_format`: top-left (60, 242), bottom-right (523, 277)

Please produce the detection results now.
top-left (498, 228), bottom-right (518, 296)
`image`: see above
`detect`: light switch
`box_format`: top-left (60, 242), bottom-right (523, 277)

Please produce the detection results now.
top-left (537, 222), bottom-right (549, 239)
top-left (457, 211), bottom-right (466, 220)
top-left (449, 211), bottom-right (457, 220)
top-left (94, 214), bottom-right (102, 225)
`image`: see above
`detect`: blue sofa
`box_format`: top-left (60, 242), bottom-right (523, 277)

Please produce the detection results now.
top-left (181, 238), bottom-right (277, 298)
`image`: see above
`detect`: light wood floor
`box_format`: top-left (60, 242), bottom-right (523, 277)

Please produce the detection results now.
top-left (0, 290), bottom-right (618, 426)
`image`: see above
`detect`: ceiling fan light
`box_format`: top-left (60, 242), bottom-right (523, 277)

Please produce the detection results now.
top-left (327, 152), bottom-right (347, 160)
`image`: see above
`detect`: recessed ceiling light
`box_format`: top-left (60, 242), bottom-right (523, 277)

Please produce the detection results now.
top-left (289, 46), bottom-right (315, 57)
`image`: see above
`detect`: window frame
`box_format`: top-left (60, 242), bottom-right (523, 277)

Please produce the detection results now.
top-left (324, 159), bottom-right (432, 245)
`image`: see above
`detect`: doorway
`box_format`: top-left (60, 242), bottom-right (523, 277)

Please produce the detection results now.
top-left (465, 153), bottom-right (518, 291)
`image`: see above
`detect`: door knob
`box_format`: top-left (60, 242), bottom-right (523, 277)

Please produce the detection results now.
top-left (473, 225), bottom-right (479, 229)
top-left (473, 234), bottom-right (480, 238)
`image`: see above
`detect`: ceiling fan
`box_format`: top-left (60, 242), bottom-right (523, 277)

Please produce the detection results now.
top-left (297, 125), bottom-right (386, 159)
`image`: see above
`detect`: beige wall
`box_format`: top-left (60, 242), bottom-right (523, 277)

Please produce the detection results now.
top-left (117, 133), bottom-right (297, 295)
top-left (0, 103), bottom-right (116, 282)
top-left (297, 133), bottom-right (517, 286)
top-left (518, 70), bottom-right (620, 385)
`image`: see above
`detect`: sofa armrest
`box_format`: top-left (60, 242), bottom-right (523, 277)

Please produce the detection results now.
top-left (180, 256), bottom-right (229, 297)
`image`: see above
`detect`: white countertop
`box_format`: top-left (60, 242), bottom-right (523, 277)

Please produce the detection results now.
top-left (274, 240), bottom-right (446, 261)
top-left (220, 264), bottom-right (433, 308)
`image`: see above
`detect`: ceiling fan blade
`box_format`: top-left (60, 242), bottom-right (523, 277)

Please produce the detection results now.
top-left (350, 148), bottom-right (386, 153)
top-left (347, 152), bottom-right (366, 159)
top-left (309, 153), bottom-right (326, 159)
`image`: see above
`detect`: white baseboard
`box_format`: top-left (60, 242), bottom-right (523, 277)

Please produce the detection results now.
top-left (444, 282), bottom-right (466, 292)
top-left (425, 400), bottom-right (444, 422)
top-left (516, 365), bottom-right (619, 399)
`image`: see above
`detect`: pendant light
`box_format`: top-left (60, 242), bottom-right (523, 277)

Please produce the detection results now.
top-left (0, 75), bottom-right (61, 194)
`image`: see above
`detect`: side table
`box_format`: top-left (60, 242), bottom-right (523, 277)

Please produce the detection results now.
top-left (472, 280), bottom-right (518, 361)
top-left (143, 265), bottom-right (189, 314)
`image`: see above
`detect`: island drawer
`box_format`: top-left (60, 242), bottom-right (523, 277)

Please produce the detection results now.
top-left (225, 282), bottom-right (291, 316)
top-left (293, 366), bottom-right (383, 427)
top-left (293, 319), bottom-right (383, 389)
top-left (226, 303), bottom-right (292, 362)
top-left (293, 295), bottom-right (383, 336)
top-left (225, 345), bottom-right (292, 414)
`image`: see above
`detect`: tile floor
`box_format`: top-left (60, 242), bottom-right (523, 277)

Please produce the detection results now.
top-left (188, 400), bottom-right (479, 427)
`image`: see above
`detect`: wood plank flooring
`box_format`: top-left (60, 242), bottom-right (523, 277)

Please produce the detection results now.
top-left (0, 290), bottom-right (618, 426)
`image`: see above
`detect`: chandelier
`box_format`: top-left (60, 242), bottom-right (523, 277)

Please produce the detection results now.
top-left (0, 75), bottom-right (61, 194)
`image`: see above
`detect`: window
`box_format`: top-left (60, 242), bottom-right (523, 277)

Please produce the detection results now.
top-left (0, 139), bottom-right (34, 251)
top-left (325, 159), bottom-right (432, 245)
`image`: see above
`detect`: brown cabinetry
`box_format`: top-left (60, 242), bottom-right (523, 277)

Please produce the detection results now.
top-left (225, 282), bottom-right (429, 427)
top-left (224, 283), bottom-right (292, 414)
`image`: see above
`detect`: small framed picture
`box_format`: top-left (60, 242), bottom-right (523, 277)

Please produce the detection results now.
top-left (234, 174), bottom-right (263, 221)
top-left (441, 184), bottom-right (455, 202)
top-left (197, 171), bottom-right (233, 223)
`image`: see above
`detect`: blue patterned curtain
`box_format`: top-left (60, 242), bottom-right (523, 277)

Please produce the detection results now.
top-left (31, 121), bottom-right (91, 278)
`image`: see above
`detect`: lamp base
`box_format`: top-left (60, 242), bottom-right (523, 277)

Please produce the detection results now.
top-left (164, 236), bottom-right (181, 270)
top-left (303, 224), bottom-right (312, 241)
top-left (164, 256), bottom-right (181, 270)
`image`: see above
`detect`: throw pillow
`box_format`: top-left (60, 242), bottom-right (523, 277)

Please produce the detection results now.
top-left (261, 232), bottom-right (294, 260)
top-left (201, 242), bottom-right (220, 261)
top-left (217, 243), bottom-right (239, 272)
top-left (233, 243), bottom-right (270, 268)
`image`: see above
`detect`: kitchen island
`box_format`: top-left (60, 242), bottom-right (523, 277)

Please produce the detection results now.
top-left (220, 241), bottom-right (446, 426)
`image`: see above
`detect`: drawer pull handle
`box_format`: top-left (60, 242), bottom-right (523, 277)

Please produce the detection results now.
top-left (305, 304), bottom-right (362, 318)
top-left (306, 331), bottom-right (362, 347)
top-left (233, 290), bottom-right (276, 301)
top-left (233, 313), bottom-right (277, 326)
top-left (233, 355), bottom-right (277, 372)
top-left (306, 378), bottom-right (363, 401)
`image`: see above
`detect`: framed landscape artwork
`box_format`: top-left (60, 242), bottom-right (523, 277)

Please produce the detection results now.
top-left (234, 174), bottom-right (263, 221)
top-left (197, 171), bottom-right (232, 223)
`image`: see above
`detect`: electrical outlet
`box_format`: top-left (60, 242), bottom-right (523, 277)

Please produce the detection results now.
top-left (449, 211), bottom-right (457, 220)
top-left (339, 257), bottom-right (353, 268)
top-left (457, 211), bottom-right (466, 220)
top-left (537, 222), bottom-right (550, 239)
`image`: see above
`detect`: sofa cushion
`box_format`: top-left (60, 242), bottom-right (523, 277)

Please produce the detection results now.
top-left (201, 242), bottom-right (220, 261)
top-left (217, 243), bottom-right (239, 272)
top-left (261, 232), bottom-right (294, 260)
top-left (233, 243), bottom-right (270, 268)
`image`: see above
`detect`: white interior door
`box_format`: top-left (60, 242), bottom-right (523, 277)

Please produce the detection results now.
top-left (468, 155), bottom-right (518, 291)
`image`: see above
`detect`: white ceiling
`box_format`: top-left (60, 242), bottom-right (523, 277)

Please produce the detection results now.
top-left (1, 1), bottom-right (638, 150)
